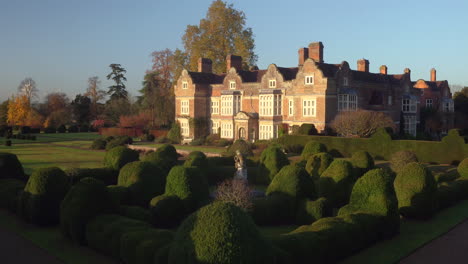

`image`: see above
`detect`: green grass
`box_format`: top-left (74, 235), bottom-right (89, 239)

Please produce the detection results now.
top-left (0, 209), bottom-right (116, 264)
top-left (339, 200), bottom-right (468, 264)
top-left (135, 142), bottom-right (226, 154)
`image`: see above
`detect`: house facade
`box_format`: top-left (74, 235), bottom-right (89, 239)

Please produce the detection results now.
top-left (174, 42), bottom-right (452, 141)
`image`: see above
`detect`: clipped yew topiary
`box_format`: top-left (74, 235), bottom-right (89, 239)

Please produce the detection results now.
top-left (149, 195), bottom-right (185, 228)
top-left (250, 193), bottom-right (296, 225)
top-left (65, 167), bottom-right (118, 185)
top-left (266, 165), bottom-right (315, 200)
top-left (91, 138), bottom-right (107, 150)
top-left (318, 160), bottom-right (355, 207)
top-left (18, 167), bottom-right (70, 225)
top-left (301, 141), bottom-right (327, 160)
top-left (168, 202), bottom-right (276, 264)
top-left (305, 152), bottom-right (333, 180)
top-left (60, 177), bottom-right (116, 244)
top-left (183, 151), bottom-right (208, 168)
top-left (226, 139), bottom-right (253, 157)
top-left (458, 158), bottom-right (468, 178)
top-left (390, 150), bottom-right (418, 173)
top-left (118, 206), bottom-right (152, 223)
top-left (107, 185), bottom-right (130, 206)
top-left (165, 166), bottom-right (209, 212)
top-left (295, 197), bottom-right (331, 225)
top-left (120, 229), bottom-right (174, 264)
top-left (0, 152), bottom-right (25, 180)
top-left (142, 144), bottom-right (178, 175)
top-left (350, 151), bottom-right (374, 176)
top-left (394, 162), bottom-right (437, 218)
top-left (258, 145), bottom-right (289, 183)
top-left (118, 161), bottom-right (165, 207)
top-left (104, 146), bottom-right (139, 171)
top-left (0, 178), bottom-right (25, 212)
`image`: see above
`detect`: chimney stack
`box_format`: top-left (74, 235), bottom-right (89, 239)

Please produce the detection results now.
top-left (298, 47), bottom-right (309, 66)
top-left (308, 42), bottom-right (324, 63)
top-left (380, 65), bottom-right (387, 75)
top-left (226, 55), bottom-right (242, 72)
top-left (430, 68), bottom-right (436, 81)
top-left (357, 59), bottom-right (370, 72)
top-left (198, 58), bottom-right (212, 73)
top-left (404, 68), bottom-right (411, 75)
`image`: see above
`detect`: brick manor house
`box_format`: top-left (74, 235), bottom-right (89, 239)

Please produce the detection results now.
top-left (174, 42), bottom-right (454, 141)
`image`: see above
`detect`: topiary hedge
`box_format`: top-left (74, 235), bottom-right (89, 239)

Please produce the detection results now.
top-left (60, 177), bottom-right (116, 244)
top-left (390, 150), bottom-right (418, 173)
top-left (458, 158), bottom-right (468, 178)
top-left (105, 136), bottom-right (133, 151)
top-left (394, 162), bottom-right (437, 218)
top-left (107, 185), bottom-right (130, 206)
top-left (0, 178), bottom-right (25, 212)
top-left (120, 229), bottom-right (174, 264)
top-left (118, 161), bottom-right (165, 207)
top-left (266, 165), bottom-right (315, 201)
top-left (18, 167), bottom-right (70, 225)
top-left (317, 160), bottom-right (355, 207)
top-left (250, 194), bottom-right (296, 225)
top-left (104, 146), bottom-right (139, 171)
top-left (350, 151), bottom-right (374, 176)
top-left (257, 145), bottom-right (289, 184)
top-left (225, 139), bottom-right (254, 157)
top-left (118, 206), bottom-right (151, 223)
top-left (305, 152), bottom-right (333, 180)
top-left (301, 141), bottom-right (327, 160)
top-left (0, 152), bottom-right (25, 180)
top-left (142, 144), bottom-right (178, 176)
top-left (168, 202), bottom-right (277, 264)
top-left (149, 195), bottom-right (185, 228)
top-left (65, 167), bottom-right (118, 185)
top-left (295, 197), bottom-right (331, 225)
top-left (183, 151), bottom-right (208, 168)
top-left (91, 138), bottom-right (107, 150)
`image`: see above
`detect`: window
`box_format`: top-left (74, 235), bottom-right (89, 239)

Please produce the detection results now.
top-left (229, 81), bottom-right (236, 89)
top-left (234, 95), bottom-right (241, 114)
top-left (288, 99), bottom-right (294, 116)
top-left (180, 120), bottom-right (189, 137)
top-left (305, 76), bottom-right (314, 85)
top-left (221, 122), bottom-right (233, 138)
top-left (343, 77), bottom-right (348, 86)
top-left (259, 124), bottom-right (279, 140)
top-left (302, 99), bottom-right (316, 117)
top-left (181, 100), bottom-right (189, 115)
top-left (443, 101), bottom-right (454, 112)
top-left (210, 99), bottom-right (219, 114)
top-left (211, 121), bottom-right (219, 134)
top-left (402, 99), bottom-right (417, 113)
top-left (269, 80), bottom-right (276, 88)
top-left (260, 94), bottom-right (281, 116)
top-left (338, 94), bottom-right (357, 111)
top-left (182, 81), bottom-right (188, 89)
top-left (426, 99), bottom-right (433, 108)
top-left (388, 95), bottom-right (393, 106)
top-left (221, 95), bottom-right (241, 116)
top-left (403, 115), bottom-right (416, 136)
top-left (274, 94), bottom-right (282, 116)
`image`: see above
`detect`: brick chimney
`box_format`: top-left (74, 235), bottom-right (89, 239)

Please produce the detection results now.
top-left (298, 47), bottom-right (309, 66)
top-left (430, 68), bottom-right (436, 81)
top-left (357, 59), bottom-right (369, 72)
top-left (226, 55), bottom-right (242, 72)
top-left (308, 42), bottom-right (324, 63)
top-left (198, 58), bottom-right (212, 73)
top-left (404, 68), bottom-right (411, 75)
top-left (380, 65), bottom-right (387, 75)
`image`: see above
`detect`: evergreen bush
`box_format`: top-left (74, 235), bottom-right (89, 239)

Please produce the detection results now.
top-left (65, 167), bottom-right (118, 185)
top-left (142, 144), bottom-right (178, 175)
top-left (120, 229), bottom-right (174, 264)
top-left (305, 152), bottom-right (333, 180)
top-left (301, 141), bottom-right (327, 160)
top-left (183, 151), bottom-right (208, 168)
top-left (149, 195), bottom-right (185, 228)
top-left (104, 146), bottom-right (139, 170)
top-left (167, 122), bottom-right (182, 144)
top-left (118, 206), bottom-right (152, 223)
top-left (225, 139), bottom-right (253, 157)
top-left (390, 150), bottom-right (418, 173)
top-left (258, 145), bottom-right (289, 183)
top-left (0, 152), bottom-right (25, 180)
top-left (91, 138), bottom-right (107, 150)
top-left (318, 160), bottom-right (355, 207)
top-left (295, 197), bottom-right (330, 225)
top-left (351, 151), bottom-right (374, 176)
top-left (0, 179), bottom-right (25, 212)
top-left (458, 158), bottom-right (468, 178)
top-left (266, 165), bottom-right (315, 200)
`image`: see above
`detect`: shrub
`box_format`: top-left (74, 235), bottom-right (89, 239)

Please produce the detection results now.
top-left (57, 124), bottom-right (66, 133)
top-left (437, 178), bottom-right (468, 208)
top-left (107, 185), bottom-right (130, 205)
top-left (351, 151), bottom-right (374, 176)
top-left (104, 146), bottom-right (139, 170)
top-left (142, 144), bottom-right (178, 175)
top-left (458, 158), bottom-right (468, 178)
top-left (258, 145), bottom-right (289, 183)
top-left (68, 125), bottom-right (79, 133)
top-left (168, 202), bottom-right (276, 264)
top-left (215, 179), bottom-right (254, 212)
top-left (216, 138), bottom-right (231, 147)
top-left (20, 126), bottom-right (31, 134)
top-left (18, 167), bottom-right (70, 225)
top-left (4, 140), bottom-right (12, 146)
top-left (118, 161), bottom-right (165, 207)
top-left (189, 137), bottom-right (204, 146)
top-left (226, 139), bottom-right (253, 157)
top-left (106, 136), bottom-right (133, 151)
top-left (305, 152), bottom-right (333, 180)
top-left (65, 167), bottom-right (118, 185)
top-left (149, 195), bottom-right (185, 228)
top-left (301, 141), bottom-right (327, 160)
top-left (283, 144), bottom-right (303, 154)
top-left (0, 152), bottom-right (24, 180)
top-left (331, 110), bottom-right (395, 138)
top-left (183, 151), bottom-right (208, 168)
top-left (0, 179), bottom-right (25, 212)
top-left (60, 177), bottom-right (115, 244)
top-left (105, 136), bottom-right (115, 142)
top-left (295, 197), bottom-right (330, 225)
top-left (155, 136), bottom-right (170, 144)
top-left (120, 229), bottom-right (174, 264)
top-left (140, 133), bottom-right (155, 142)
top-left (167, 122), bottom-right (182, 144)
top-left (118, 206), bottom-right (151, 223)
top-left (80, 124), bottom-right (90, 132)
top-left (44, 126), bottom-right (56, 133)
top-left (250, 194), bottom-right (296, 225)
top-left (296, 124), bottom-right (318, 135)
top-left (91, 138), bottom-right (107, 150)
top-left (394, 162), bottom-right (437, 218)
top-left (165, 166), bottom-right (209, 213)
top-left (390, 150), bottom-right (418, 173)
top-left (266, 165), bottom-right (315, 200)
top-left (318, 160), bottom-right (355, 207)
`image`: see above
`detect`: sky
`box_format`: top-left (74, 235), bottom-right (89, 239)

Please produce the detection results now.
top-left (1, 0), bottom-right (467, 102)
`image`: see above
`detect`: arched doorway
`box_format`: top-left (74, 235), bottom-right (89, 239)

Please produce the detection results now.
top-left (239, 127), bottom-right (246, 140)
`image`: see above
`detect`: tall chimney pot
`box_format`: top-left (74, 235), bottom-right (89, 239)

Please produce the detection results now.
top-left (198, 58), bottom-right (212, 73)
top-left (380, 65), bottom-right (387, 75)
top-left (308, 42), bottom-right (324, 63)
top-left (226, 55), bottom-right (242, 72)
top-left (430, 68), bottom-right (436, 82)
top-left (357, 59), bottom-right (370, 72)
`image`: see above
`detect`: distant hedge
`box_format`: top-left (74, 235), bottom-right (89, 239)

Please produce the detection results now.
top-left (278, 128), bottom-right (468, 164)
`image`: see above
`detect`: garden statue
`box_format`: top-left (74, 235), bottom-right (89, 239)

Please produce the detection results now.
top-left (234, 150), bottom-right (247, 181)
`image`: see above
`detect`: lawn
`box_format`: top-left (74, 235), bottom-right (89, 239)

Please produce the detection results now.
top-left (4, 132), bottom-right (101, 144)
top-left (134, 142), bottom-right (226, 154)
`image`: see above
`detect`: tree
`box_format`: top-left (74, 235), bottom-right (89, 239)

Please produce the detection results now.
top-left (84, 76), bottom-right (106, 119)
top-left (106, 64), bottom-right (128, 100)
top-left (44, 92), bottom-right (69, 115)
top-left (42, 92), bottom-right (71, 128)
top-left (71, 94), bottom-right (91, 125)
top-left (139, 71), bottom-right (174, 127)
top-left (7, 95), bottom-right (30, 126)
top-left (454, 87), bottom-right (468, 130)
top-left (18, 78), bottom-right (38, 104)
top-left (0, 100), bottom-right (8, 126)
top-left (104, 98), bottom-right (132, 125)
top-left (181, 0), bottom-right (257, 73)
top-left (331, 109), bottom-right (395, 138)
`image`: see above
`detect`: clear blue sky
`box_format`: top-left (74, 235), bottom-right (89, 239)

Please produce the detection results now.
top-left (1, 0), bottom-right (467, 102)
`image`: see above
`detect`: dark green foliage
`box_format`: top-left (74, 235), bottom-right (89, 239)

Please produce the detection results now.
top-left (149, 195), bottom-right (185, 228)
top-left (0, 179), bottom-right (25, 212)
top-left (57, 124), bottom-right (66, 133)
top-left (394, 162), bottom-right (437, 218)
top-left (250, 194), bottom-right (296, 225)
top-left (142, 144), bottom-right (178, 175)
top-left (168, 202), bottom-right (276, 264)
top-left (165, 166), bottom-right (209, 212)
top-left (65, 167), bottom-right (118, 185)
top-left (266, 165), bottom-right (315, 200)
top-left (4, 140), bottom-right (11, 146)
top-left (258, 145), bottom-right (289, 183)
top-left (226, 139), bottom-right (253, 157)
top-left (105, 136), bottom-right (115, 142)
top-left (167, 122), bottom-right (182, 144)
top-left (68, 125), bottom-right (79, 133)
top-left (295, 197), bottom-right (330, 225)
top-left (301, 141), bottom-right (327, 160)
top-left (107, 185), bottom-right (130, 205)
top-left (0, 152), bottom-right (25, 180)
top-left (318, 160), bottom-right (355, 207)
top-left (296, 123), bottom-right (318, 135)
top-left (118, 206), bottom-right (151, 223)
top-left (437, 178), bottom-right (468, 208)
top-left (118, 161), bottom-right (165, 207)
top-left (44, 126), bottom-right (56, 133)
top-left (104, 146), bottom-right (139, 170)
top-left (120, 229), bottom-right (174, 264)
top-left (91, 138), bottom-right (107, 150)
top-left (390, 150), bottom-right (418, 173)
top-left (106, 136), bottom-right (133, 151)
top-left (305, 152), bottom-right (333, 180)
top-left (60, 177), bottom-right (115, 244)
top-left (18, 167), bottom-right (70, 225)
top-left (183, 151), bottom-right (208, 168)
top-left (140, 133), bottom-right (155, 142)
top-left (458, 158), bottom-right (468, 178)
top-left (351, 151), bottom-right (374, 176)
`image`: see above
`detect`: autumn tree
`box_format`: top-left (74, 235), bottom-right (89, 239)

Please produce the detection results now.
top-left (106, 64), bottom-right (128, 100)
top-left (42, 92), bottom-right (71, 128)
top-left (17, 77), bottom-right (38, 104)
top-left (7, 95), bottom-right (30, 126)
top-left (181, 0), bottom-right (257, 73)
top-left (84, 76), bottom-right (106, 119)
top-left (331, 109), bottom-right (395, 138)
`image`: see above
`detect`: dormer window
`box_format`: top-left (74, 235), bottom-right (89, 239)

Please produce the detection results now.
top-left (305, 76), bottom-right (314, 85)
top-left (182, 81), bottom-right (188, 89)
top-left (229, 81), bottom-right (236, 89)
top-left (269, 80), bottom-right (276, 88)
top-left (343, 77), bottom-right (348, 86)
top-left (426, 99), bottom-right (433, 108)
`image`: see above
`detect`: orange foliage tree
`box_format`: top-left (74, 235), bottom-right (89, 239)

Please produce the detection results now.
top-left (119, 111), bottom-right (152, 128)
top-left (7, 95), bottom-right (30, 126)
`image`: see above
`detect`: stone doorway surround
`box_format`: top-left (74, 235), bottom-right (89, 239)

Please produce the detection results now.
top-left (234, 111), bottom-right (258, 142)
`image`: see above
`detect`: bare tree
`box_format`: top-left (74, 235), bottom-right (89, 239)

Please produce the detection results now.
top-left (18, 78), bottom-right (38, 103)
top-left (84, 76), bottom-right (106, 119)
top-left (215, 179), bottom-right (254, 212)
top-left (331, 109), bottom-right (395, 138)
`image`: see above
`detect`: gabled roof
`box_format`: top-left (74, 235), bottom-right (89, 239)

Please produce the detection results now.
top-left (352, 70), bottom-right (405, 85)
top-left (187, 72), bottom-right (225, 84)
top-left (237, 70), bottom-right (267, 83)
top-left (277, 67), bottom-right (299, 81)
top-left (316, 63), bottom-right (340, 78)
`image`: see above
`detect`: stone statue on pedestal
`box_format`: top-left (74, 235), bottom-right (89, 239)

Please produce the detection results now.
top-left (234, 150), bottom-right (247, 181)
